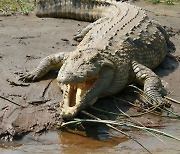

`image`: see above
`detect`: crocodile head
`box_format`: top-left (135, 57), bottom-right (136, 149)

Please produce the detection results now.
top-left (57, 49), bottom-right (115, 119)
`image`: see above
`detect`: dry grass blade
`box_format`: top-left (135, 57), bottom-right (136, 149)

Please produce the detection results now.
top-left (113, 97), bottom-right (162, 116)
top-left (81, 110), bottom-right (152, 154)
top-left (128, 85), bottom-right (180, 118)
top-left (61, 119), bottom-right (180, 141)
top-left (90, 106), bottom-right (125, 116)
top-left (165, 96), bottom-right (180, 105)
top-left (91, 105), bottom-right (151, 117)
top-left (113, 99), bottom-right (165, 144)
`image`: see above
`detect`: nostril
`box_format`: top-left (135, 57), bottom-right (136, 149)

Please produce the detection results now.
top-left (57, 72), bottom-right (73, 83)
top-left (57, 75), bottom-right (67, 83)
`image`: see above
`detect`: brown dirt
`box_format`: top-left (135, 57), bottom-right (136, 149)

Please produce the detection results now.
top-left (0, 14), bottom-right (89, 140)
top-left (0, 1), bottom-right (180, 153)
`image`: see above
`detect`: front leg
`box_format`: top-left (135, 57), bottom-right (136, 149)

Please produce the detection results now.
top-left (20, 52), bottom-right (67, 82)
top-left (132, 61), bottom-right (169, 108)
top-left (74, 17), bottom-right (108, 42)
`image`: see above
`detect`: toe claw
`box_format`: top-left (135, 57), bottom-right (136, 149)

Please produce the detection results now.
top-left (73, 33), bottom-right (83, 42)
top-left (19, 72), bottom-right (35, 82)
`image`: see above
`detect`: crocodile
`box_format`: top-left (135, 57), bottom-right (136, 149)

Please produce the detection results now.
top-left (20, 0), bottom-right (174, 119)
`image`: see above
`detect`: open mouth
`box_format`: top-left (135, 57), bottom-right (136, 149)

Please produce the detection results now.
top-left (62, 75), bottom-right (99, 110)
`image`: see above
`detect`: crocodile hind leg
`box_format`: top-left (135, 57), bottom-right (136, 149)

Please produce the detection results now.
top-left (74, 17), bottom-right (108, 42)
top-left (131, 61), bottom-right (167, 108)
top-left (19, 52), bottom-right (67, 82)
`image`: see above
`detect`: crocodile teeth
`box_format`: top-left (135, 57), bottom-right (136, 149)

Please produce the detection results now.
top-left (62, 75), bottom-right (99, 109)
top-left (76, 86), bottom-right (86, 105)
top-left (62, 84), bottom-right (70, 110)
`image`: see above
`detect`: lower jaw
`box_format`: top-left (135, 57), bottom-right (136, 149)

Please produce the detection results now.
top-left (60, 95), bottom-right (99, 119)
top-left (60, 105), bottom-right (79, 119)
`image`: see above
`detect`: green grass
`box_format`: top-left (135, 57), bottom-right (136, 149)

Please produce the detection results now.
top-left (148, 0), bottom-right (180, 4)
top-left (0, 0), bottom-right (36, 15)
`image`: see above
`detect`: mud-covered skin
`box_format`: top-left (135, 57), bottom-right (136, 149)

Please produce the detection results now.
top-left (20, 0), bottom-right (173, 119)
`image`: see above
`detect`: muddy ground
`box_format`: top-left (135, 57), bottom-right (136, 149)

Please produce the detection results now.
top-left (0, 1), bottom-right (180, 153)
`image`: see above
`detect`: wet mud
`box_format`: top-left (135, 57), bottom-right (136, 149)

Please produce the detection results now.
top-left (0, 1), bottom-right (180, 153)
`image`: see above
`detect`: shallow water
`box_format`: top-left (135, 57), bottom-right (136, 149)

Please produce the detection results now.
top-left (0, 118), bottom-right (179, 154)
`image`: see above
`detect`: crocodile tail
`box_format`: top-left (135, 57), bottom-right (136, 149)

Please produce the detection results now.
top-left (36, 0), bottom-right (114, 22)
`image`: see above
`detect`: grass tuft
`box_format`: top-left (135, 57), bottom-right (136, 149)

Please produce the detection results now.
top-left (148, 0), bottom-right (179, 4)
top-left (0, 0), bottom-right (36, 16)
top-left (60, 119), bottom-right (180, 141)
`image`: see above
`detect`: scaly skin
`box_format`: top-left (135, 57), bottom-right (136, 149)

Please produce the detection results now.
top-left (20, 0), bottom-right (173, 119)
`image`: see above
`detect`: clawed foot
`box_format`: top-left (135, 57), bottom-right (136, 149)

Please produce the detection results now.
top-left (157, 99), bottom-right (171, 108)
top-left (19, 71), bottom-right (38, 82)
top-left (73, 30), bottom-right (84, 42)
top-left (145, 98), bottom-right (171, 110)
